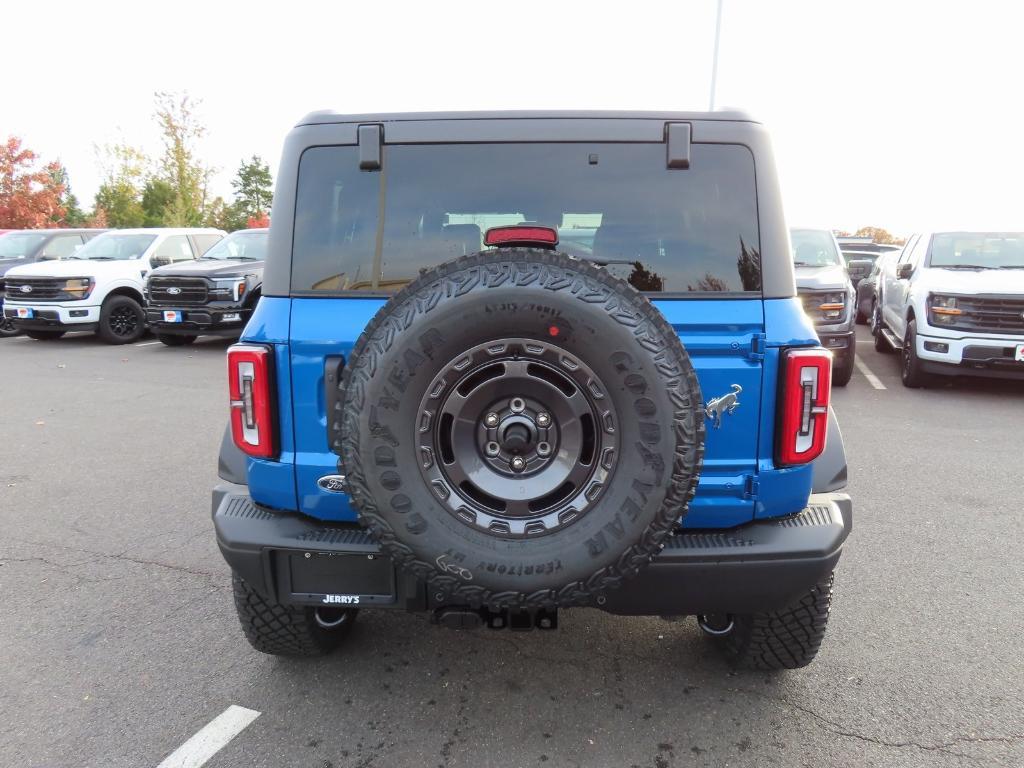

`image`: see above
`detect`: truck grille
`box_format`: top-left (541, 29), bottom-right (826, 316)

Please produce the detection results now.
top-left (3, 277), bottom-right (62, 300)
top-left (148, 277), bottom-right (208, 305)
top-left (944, 295), bottom-right (1024, 334)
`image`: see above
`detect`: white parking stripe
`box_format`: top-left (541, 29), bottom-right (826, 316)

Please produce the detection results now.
top-left (854, 356), bottom-right (887, 390)
top-left (156, 705), bottom-right (260, 768)
top-left (134, 341), bottom-right (164, 347)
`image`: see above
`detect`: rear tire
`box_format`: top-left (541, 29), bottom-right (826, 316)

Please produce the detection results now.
top-left (707, 573), bottom-right (834, 670)
top-left (97, 295), bottom-right (146, 344)
top-left (157, 333), bottom-right (196, 347)
top-left (26, 330), bottom-right (66, 340)
top-left (871, 302), bottom-right (892, 353)
top-left (232, 573), bottom-right (356, 657)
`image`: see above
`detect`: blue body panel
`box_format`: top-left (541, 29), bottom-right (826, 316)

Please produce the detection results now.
top-left (241, 294), bottom-right (820, 529)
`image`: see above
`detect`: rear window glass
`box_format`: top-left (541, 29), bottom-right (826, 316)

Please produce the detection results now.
top-left (292, 143), bottom-right (761, 294)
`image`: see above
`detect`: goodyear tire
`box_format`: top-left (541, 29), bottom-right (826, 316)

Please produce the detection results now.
top-left (339, 250), bottom-right (705, 610)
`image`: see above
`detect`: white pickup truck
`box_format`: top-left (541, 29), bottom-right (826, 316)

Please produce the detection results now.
top-left (3, 228), bottom-right (224, 344)
top-left (872, 230), bottom-right (1024, 386)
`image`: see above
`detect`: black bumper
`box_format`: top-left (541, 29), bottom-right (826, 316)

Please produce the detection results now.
top-left (146, 306), bottom-right (251, 336)
top-left (213, 484), bottom-right (852, 615)
top-left (921, 358), bottom-right (1024, 380)
top-left (817, 327), bottom-right (856, 359)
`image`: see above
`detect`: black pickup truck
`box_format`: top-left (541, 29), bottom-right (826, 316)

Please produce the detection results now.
top-left (145, 228), bottom-right (268, 346)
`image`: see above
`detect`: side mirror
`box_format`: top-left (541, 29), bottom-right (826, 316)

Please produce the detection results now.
top-left (896, 263), bottom-right (913, 280)
top-left (151, 257), bottom-right (169, 268)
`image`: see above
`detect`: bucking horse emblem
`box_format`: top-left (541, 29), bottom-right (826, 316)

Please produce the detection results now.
top-left (704, 384), bottom-right (742, 429)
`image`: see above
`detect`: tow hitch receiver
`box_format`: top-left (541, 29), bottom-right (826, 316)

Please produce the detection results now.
top-left (432, 606), bottom-right (559, 631)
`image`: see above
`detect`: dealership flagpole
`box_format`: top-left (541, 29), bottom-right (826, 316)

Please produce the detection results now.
top-left (709, 0), bottom-right (723, 110)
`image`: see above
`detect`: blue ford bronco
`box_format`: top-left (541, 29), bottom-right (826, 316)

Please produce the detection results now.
top-left (213, 111), bottom-right (852, 669)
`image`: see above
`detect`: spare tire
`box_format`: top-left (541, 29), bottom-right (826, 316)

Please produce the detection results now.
top-left (339, 250), bottom-right (704, 609)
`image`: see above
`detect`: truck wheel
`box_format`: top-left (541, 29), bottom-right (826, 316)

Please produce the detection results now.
top-left (832, 352), bottom-right (855, 387)
top-left (232, 573), bottom-right (356, 657)
top-left (901, 319), bottom-right (931, 388)
top-left (0, 316), bottom-right (21, 337)
top-left (25, 330), bottom-right (66, 340)
top-left (157, 333), bottom-right (196, 347)
top-left (339, 249), bottom-right (705, 611)
top-left (871, 302), bottom-right (892, 353)
top-left (703, 573), bottom-right (834, 670)
top-left (98, 295), bottom-right (146, 344)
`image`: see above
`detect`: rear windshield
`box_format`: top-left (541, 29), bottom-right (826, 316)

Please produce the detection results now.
top-left (292, 143), bottom-right (761, 294)
top-left (790, 229), bottom-right (841, 267)
top-left (928, 232), bottom-right (1024, 269)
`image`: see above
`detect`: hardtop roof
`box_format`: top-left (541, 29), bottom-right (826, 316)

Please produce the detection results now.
top-left (296, 109), bottom-right (758, 127)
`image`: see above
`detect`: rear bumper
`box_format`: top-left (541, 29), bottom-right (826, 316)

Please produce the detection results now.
top-left (212, 484), bottom-right (852, 615)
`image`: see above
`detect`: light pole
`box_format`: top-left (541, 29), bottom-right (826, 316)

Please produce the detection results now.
top-left (709, 0), bottom-right (724, 110)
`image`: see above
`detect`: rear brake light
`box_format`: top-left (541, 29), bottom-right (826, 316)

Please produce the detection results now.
top-left (228, 343), bottom-right (276, 458)
top-left (777, 348), bottom-right (832, 466)
top-left (484, 225), bottom-right (559, 248)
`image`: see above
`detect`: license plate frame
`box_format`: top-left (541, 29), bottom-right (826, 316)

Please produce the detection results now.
top-left (16, 307), bottom-right (34, 319)
top-left (163, 310), bottom-right (183, 323)
top-left (1015, 343), bottom-right (1024, 363)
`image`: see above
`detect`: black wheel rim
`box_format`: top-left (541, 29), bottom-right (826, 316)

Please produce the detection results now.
top-left (417, 338), bottom-right (619, 538)
top-left (109, 305), bottom-right (139, 336)
top-left (0, 316), bottom-right (17, 336)
top-left (903, 335), bottom-right (912, 377)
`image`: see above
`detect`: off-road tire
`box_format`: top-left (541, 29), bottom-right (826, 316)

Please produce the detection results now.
top-left (901, 319), bottom-right (931, 388)
top-left (157, 333), bottom-right (196, 347)
top-left (231, 573), bottom-right (355, 657)
top-left (26, 330), bottom-right (66, 340)
top-left (714, 573), bottom-right (834, 670)
top-left (97, 295), bottom-right (146, 344)
top-left (832, 351), bottom-right (855, 387)
top-left (0, 316), bottom-right (21, 337)
top-left (339, 249), bottom-right (705, 611)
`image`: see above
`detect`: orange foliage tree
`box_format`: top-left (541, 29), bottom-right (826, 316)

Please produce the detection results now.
top-left (0, 137), bottom-right (66, 228)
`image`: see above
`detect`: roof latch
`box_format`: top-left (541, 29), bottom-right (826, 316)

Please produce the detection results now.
top-left (358, 124), bottom-right (382, 171)
top-left (665, 122), bottom-right (691, 170)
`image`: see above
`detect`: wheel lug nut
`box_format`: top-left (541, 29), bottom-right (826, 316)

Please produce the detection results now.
top-left (484, 412), bottom-right (499, 427)
top-left (536, 412), bottom-right (550, 427)
top-left (485, 441), bottom-right (500, 458)
top-left (510, 398), bottom-right (526, 413)
top-left (510, 456), bottom-right (526, 472)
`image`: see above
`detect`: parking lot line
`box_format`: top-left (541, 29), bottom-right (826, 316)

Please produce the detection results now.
top-left (854, 356), bottom-right (887, 390)
top-left (156, 705), bottom-right (260, 768)
top-left (134, 341), bottom-right (164, 347)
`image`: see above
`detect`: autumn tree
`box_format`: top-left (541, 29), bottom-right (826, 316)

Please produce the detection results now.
top-left (93, 142), bottom-right (148, 228)
top-left (853, 226), bottom-right (904, 246)
top-left (231, 155), bottom-right (273, 220)
top-left (154, 91), bottom-right (211, 226)
top-left (0, 136), bottom-right (66, 228)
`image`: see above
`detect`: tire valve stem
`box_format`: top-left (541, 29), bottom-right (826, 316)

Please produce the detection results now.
top-left (510, 456), bottom-right (526, 472)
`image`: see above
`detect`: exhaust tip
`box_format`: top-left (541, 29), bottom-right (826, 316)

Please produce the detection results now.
top-left (314, 607), bottom-right (353, 629)
top-left (696, 613), bottom-right (735, 637)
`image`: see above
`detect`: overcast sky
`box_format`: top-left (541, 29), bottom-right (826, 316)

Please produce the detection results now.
top-left (6, 0), bottom-right (1021, 236)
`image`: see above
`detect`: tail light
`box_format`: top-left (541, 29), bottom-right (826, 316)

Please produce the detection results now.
top-left (484, 225), bottom-right (559, 248)
top-left (777, 348), bottom-right (832, 466)
top-left (228, 343), bottom-right (276, 458)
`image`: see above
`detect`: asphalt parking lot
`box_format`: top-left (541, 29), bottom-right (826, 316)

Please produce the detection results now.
top-left (1, 326), bottom-right (1022, 768)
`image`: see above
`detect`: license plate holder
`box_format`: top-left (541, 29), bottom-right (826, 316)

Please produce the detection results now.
top-left (163, 310), bottom-right (183, 323)
top-left (1015, 343), bottom-right (1024, 362)
top-left (279, 551), bottom-right (397, 606)
top-left (16, 307), bottom-right (34, 319)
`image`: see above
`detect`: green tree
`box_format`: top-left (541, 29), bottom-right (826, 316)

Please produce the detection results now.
top-left (231, 155), bottom-right (273, 220)
top-left (154, 91), bottom-right (211, 226)
top-left (141, 178), bottom-right (175, 226)
top-left (50, 164), bottom-right (85, 226)
top-left (92, 142), bottom-right (148, 228)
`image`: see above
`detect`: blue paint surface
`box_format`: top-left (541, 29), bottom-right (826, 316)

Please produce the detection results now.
top-left (240, 294), bottom-right (821, 529)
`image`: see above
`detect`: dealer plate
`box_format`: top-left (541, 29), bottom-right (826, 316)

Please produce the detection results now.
top-left (16, 307), bottom-right (34, 319)
top-left (163, 310), bottom-right (183, 323)
top-left (1015, 343), bottom-right (1024, 362)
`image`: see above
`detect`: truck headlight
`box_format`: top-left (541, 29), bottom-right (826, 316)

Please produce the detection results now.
top-left (60, 278), bottom-right (94, 300)
top-left (817, 292), bottom-right (846, 321)
top-left (928, 294), bottom-right (962, 325)
top-left (211, 277), bottom-right (247, 302)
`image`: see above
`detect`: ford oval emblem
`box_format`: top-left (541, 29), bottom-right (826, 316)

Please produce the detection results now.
top-left (20, 285), bottom-right (32, 293)
top-left (167, 286), bottom-right (181, 295)
top-left (317, 474), bottom-right (348, 493)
